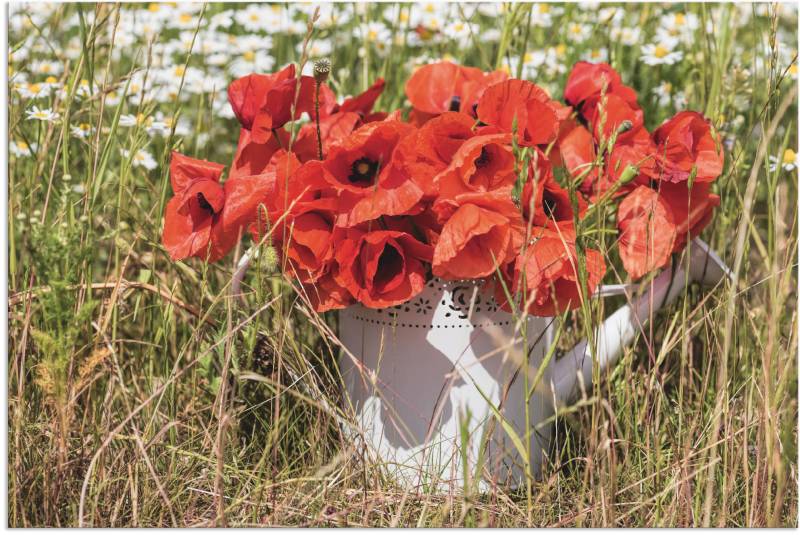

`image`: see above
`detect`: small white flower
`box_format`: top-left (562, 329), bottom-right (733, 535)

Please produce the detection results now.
top-left (121, 148), bottom-right (158, 171)
top-left (658, 11), bottom-right (700, 42)
top-left (235, 4), bottom-right (279, 32)
top-left (652, 81), bottom-right (673, 107)
top-left (10, 140), bottom-right (37, 157)
top-left (26, 106), bottom-right (59, 122)
top-left (118, 114), bottom-right (143, 127)
top-left (30, 59), bottom-right (63, 76)
top-left (640, 37), bottom-right (683, 66)
top-left (71, 122), bottom-right (95, 139)
top-left (583, 48), bottom-right (608, 63)
top-left (769, 148), bottom-right (799, 172)
top-left (18, 81), bottom-right (51, 99)
top-left (530, 3), bottom-right (562, 27)
top-left (76, 78), bottom-right (98, 97)
top-left (566, 22), bottom-right (592, 43)
top-left (611, 26), bottom-right (641, 46)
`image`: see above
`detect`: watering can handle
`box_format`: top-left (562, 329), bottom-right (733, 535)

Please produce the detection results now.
top-left (552, 238), bottom-right (732, 404)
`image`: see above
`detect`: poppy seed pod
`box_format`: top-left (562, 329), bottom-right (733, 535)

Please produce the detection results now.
top-left (314, 58), bottom-right (331, 83)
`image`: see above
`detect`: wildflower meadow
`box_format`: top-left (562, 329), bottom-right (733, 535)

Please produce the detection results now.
top-left (7, 1), bottom-right (799, 527)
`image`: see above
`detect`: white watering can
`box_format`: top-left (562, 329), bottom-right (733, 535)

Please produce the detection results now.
top-left (335, 238), bottom-right (731, 491)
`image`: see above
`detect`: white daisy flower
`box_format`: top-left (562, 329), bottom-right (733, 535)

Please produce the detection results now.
top-left (209, 10), bottom-right (234, 30)
top-left (121, 148), bottom-right (158, 171)
top-left (104, 90), bottom-right (122, 107)
top-left (443, 20), bottom-right (475, 47)
top-left (658, 11), bottom-right (700, 42)
top-left (769, 148), bottom-right (799, 172)
top-left (640, 37), bottom-right (683, 66)
top-left (652, 81), bottom-right (674, 107)
top-left (71, 122), bottom-right (95, 139)
top-left (583, 48), bottom-right (609, 63)
top-left (10, 140), bottom-right (37, 157)
top-left (229, 50), bottom-right (276, 79)
top-left (18, 81), bottom-right (51, 99)
top-left (30, 60), bottom-right (63, 76)
top-left (26, 106), bottom-right (59, 122)
top-left (235, 4), bottom-right (278, 33)
top-left (611, 26), bottom-right (641, 46)
top-left (566, 23), bottom-right (592, 43)
top-left (119, 114), bottom-right (143, 128)
top-left (530, 4), bottom-right (563, 28)
top-left (76, 78), bottom-right (98, 98)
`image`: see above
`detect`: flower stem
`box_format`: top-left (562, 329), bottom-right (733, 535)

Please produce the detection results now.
top-left (315, 81), bottom-right (323, 160)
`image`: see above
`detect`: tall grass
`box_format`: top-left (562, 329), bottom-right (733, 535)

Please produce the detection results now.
top-left (8, 2), bottom-right (798, 527)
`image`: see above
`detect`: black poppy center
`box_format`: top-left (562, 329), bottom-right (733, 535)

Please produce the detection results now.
top-left (542, 192), bottom-right (558, 218)
top-left (348, 157), bottom-right (379, 187)
top-left (374, 245), bottom-right (403, 290)
top-left (475, 147), bottom-right (491, 168)
top-left (197, 192), bottom-right (215, 215)
top-left (449, 95), bottom-right (461, 112)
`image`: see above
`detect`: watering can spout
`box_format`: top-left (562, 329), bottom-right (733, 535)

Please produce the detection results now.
top-left (552, 238), bottom-right (732, 405)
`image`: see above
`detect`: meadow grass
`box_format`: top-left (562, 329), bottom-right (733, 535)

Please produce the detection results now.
top-left (7, 1), bottom-right (799, 527)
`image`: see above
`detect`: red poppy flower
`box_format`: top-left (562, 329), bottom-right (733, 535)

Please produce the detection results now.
top-left (495, 225), bottom-right (606, 317)
top-left (334, 228), bottom-right (432, 308)
top-left (229, 127), bottom-right (289, 180)
top-left (564, 61), bottom-right (638, 109)
top-left (522, 152), bottom-right (588, 226)
top-left (228, 65), bottom-right (296, 130)
top-left (163, 152), bottom-right (272, 263)
top-left (616, 185), bottom-right (677, 280)
top-left (270, 197), bottom-right (339, 283)
top-left (321, 119), bottom-right (424, 227)
top-left (292, 111), bottom-right (362, 162)
top-left (580, 92), bottom-right (644, 144)
top-left (393, 111), bottom-right (475, 199)
top-left (432, 193), bottom-right (525, 280)
top-left (653, 111), bottom-right (724, 183)
top-left (476, 79), bottom-right (566, 147)
top-left (589, 128), bottom-right (659, 197)
top-left (553, 119), bottom-right (598, 188)
top-left (436, 133), bottom-right (516, 199)
top-left (405, 61), bottom-right (508, 119)
top-left (247, 150), bottom-right (303, 224)
top-left (250, 74), bottom-right (337, 144)
top-left (300, 270), bottom-right (354, 312)
top-left (336, 78), bottom-right (386, 116)
top-left (658, 181), bottom-right (720, 251)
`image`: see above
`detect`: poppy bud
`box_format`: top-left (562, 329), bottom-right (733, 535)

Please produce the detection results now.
top-left (262, 245), bottom-right (279, 273)
top-left (618, 164), bottom-right (639, 185)
top-left (616, 119), bottom-right (633, 134)
top-left (313, 58), bottom-right (331, 83)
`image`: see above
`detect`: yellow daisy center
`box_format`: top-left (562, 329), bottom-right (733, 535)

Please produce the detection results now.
top-left (783, 148), bottom-right (796, 164)
top-left (654, 45), bottom-right (669, 58)
top-left (243, 50), bottom-right (255, 61)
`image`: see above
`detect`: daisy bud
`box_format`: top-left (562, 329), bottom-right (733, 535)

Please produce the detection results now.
top-left (616, 120), bottom-right (633, 134)
top-left (313, 58), bottom-right (331, 83)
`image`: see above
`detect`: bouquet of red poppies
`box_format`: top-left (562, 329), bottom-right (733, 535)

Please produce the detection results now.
top-left (162, 60), bottom-right (723, 317)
